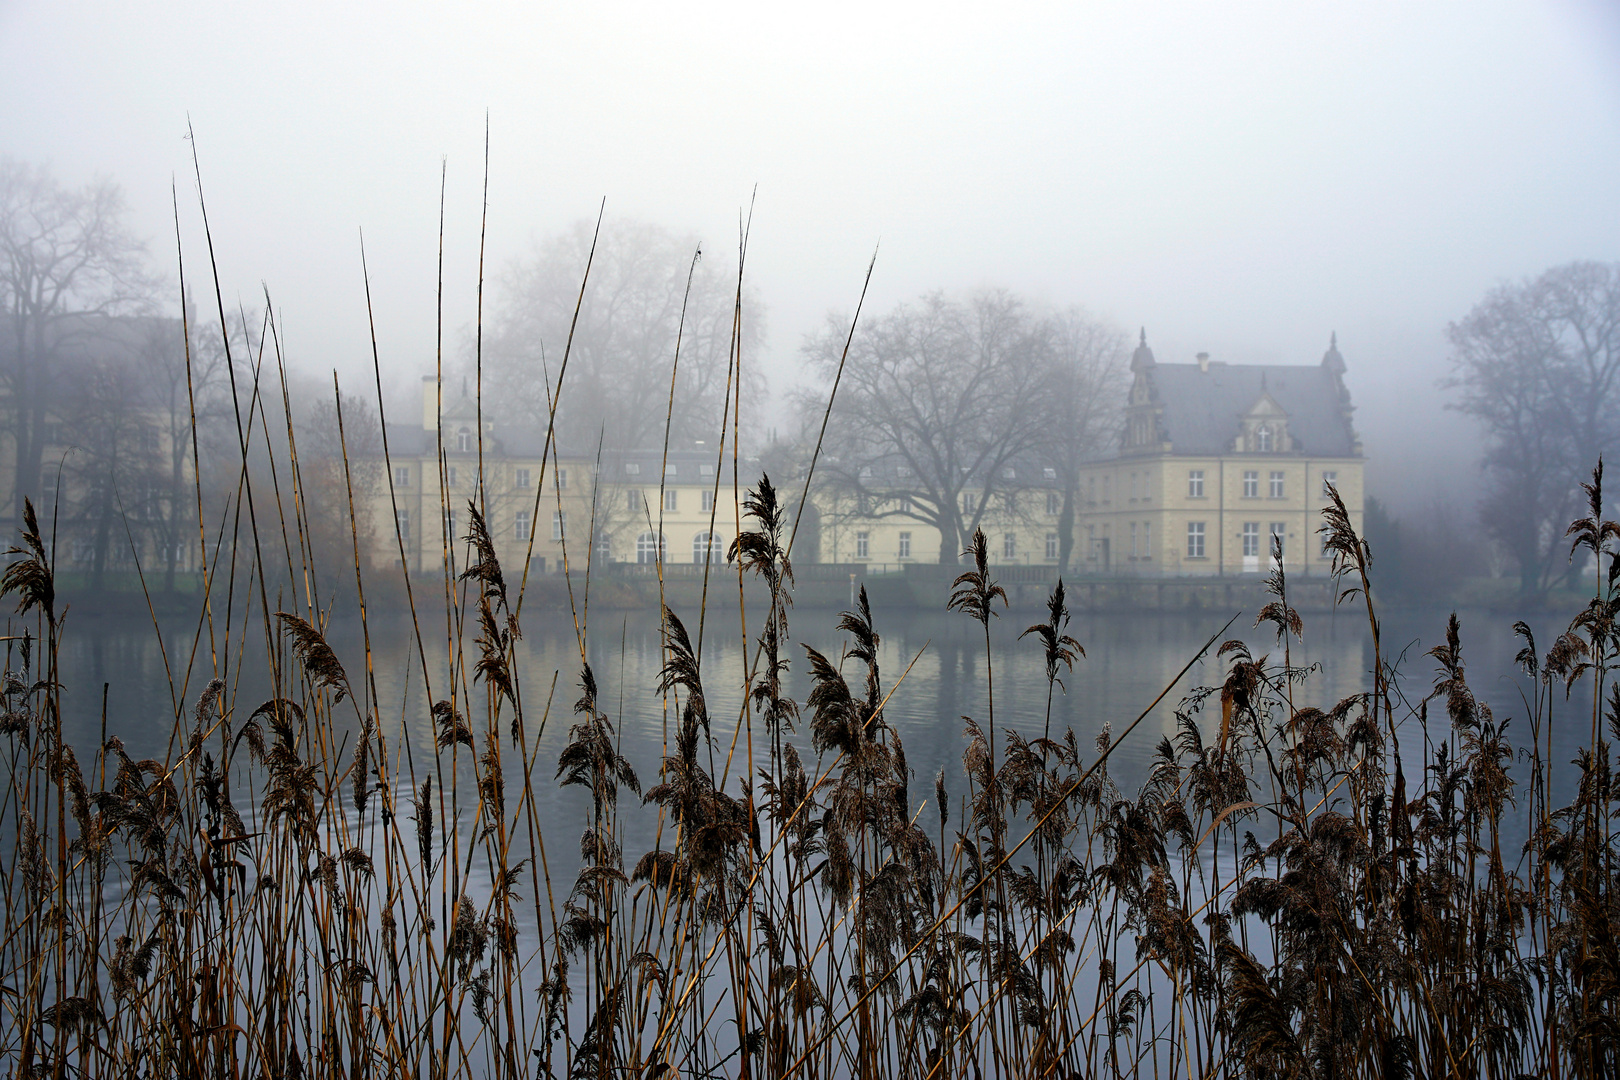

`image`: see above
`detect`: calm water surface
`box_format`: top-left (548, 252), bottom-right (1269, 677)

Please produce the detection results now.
top-left (48, 599), bottom-right (1593, 854)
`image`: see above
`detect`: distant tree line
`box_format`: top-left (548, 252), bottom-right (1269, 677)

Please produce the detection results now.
top-left (0, 158), bottom-right (380, 596)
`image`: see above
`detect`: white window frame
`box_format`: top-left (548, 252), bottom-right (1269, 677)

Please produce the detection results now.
top-left (1187, 521), bottom-right (1206, 558)
top-left (692, 531), bottom-right (723, 564)
top-left (898, 532), bottom-right (912, 559)
top-left (1003, 533), bottom-right (1016, 559)
top-left (552, 511), bottom-right (566, 541)
top-left (515, 467), bottom-right (531, 488)
top-left (1269, 471), bottom-right (1285, 499)
top-left (1269, 522), bottom-right (1286, 558)
top-left (1321, 470), bottom-right (1337, 498)
top-left (394, 465), bottom-right (410, 488)
top-left (516, 510), bottom-right (531, 540)
top-left (1243, 470), bottom-right (1258, 498)
top-left (1188, 470), bottom-right (1205, 498)
top-left (1242, 522), bottom-right (1260, 558)
top-left (856, 531), bottom-right (869, 559)
top-left (636, 531), bottom-right (665, 565)
top-left (664, 489), bottom-right (679, 512)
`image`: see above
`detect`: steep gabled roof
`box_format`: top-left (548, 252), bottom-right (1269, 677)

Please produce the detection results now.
top-left (1151, 362), bottom-right (1357, 456)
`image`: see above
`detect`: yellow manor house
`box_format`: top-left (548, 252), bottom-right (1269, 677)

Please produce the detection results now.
top-left (372, 336), bottom-right (1362, 581)
top-left (1077, 332), bottom-right (1364, 578)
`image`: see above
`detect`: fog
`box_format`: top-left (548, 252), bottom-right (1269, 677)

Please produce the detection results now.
top-left (4, 0), bottom-right (1620, 517)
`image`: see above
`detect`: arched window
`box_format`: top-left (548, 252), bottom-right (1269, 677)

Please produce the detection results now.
top-left (692, 531), bottom-right (725, 564)
top-left (456, 427), bottom-right (472, 452)
top-left (1256, 425), bottom-right (1272, 452)
top-left (636, 531), bottom-right (665, 565)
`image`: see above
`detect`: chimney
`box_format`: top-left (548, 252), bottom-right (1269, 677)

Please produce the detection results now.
top-left (1196, 352), bottom-right (1210, 373)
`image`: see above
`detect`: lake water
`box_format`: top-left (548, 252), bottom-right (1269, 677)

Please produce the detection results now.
top-left (44, 595), bottom-right (1595, 883)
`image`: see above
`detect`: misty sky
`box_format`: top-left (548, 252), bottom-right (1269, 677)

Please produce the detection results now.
top-left (4, 1), bottom-right (1619, 511)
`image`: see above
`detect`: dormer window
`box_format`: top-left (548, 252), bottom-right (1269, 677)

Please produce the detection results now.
top-left (1256, 425), bottom-right (1272, 452)
top-left (456, 427), bottom-right (472, 453)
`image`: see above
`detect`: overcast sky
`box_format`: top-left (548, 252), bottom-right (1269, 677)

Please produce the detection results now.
top-left (3, 1), bottom-right (1618, 509)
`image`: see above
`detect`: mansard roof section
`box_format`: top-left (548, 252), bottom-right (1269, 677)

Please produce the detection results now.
top-left (600, 447), bottom-right (746, 484)
top-left (1152, 360), bottom-right (1359, 457)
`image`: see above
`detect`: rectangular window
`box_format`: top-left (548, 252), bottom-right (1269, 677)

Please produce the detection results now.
top-left (898, 532), bottom-right (912, 559)
top-left (1242, 522), bottom-right (1260, 558)
top-left (856, 531), bottom-right (869, 559)
top-left (963, 493), bottom-right (977, 513)
top-left (1270, 522), bottom-right (1286, 557)
top-left (1188, 470), bottom-right (1205, 498)
top-left (395, 465), bottom-right (410, 488)
top-left (898, 496), bottom-right (911, 514)
top-left (1003, 533), bottom-right (1016, 559)
top-left (1046, 492), bottom-right (1060, 515)
top-left (553, 512), bottom-right (566, 541)
top-left (628, 490), bottom-right (642, 512)
top-left (515, 511), bottom-right (531, 540)
top-left (1270, 471), bottom-right (1285, 499)
top-left (558, 469), bottom-right (568, 489)
top-left (396, 509), bottom-right (410, 541)
top-left (1143, 522), bottom-right (1151, 558)
top-left (702, 489), bottom-right (714, 513)
top-left (1321, 470), bottom-right (1337, 498)
top-left (1130, 521), bottom-right (1138, 557)
top-left (1243, 470), bottom-right (1258, 498)
top-left (446, 510), bottom-right (458, 542)
top-left (700, 463), bottom-right (714, 477)
top-left (625, 462), bottom-right (641, 475)
top-left (1103, 476), bottom-right (1111, 503)
top-left (447, 466), bottom-right (458, 487)
top-left (664, 489), bottom-right (678, 512)
top-left (1045, 532), bottom-right (1058, 560)
top-left (516, 467), bottom-right (531, 488)
top-left (1187, 522), bottom-right (1206, 558)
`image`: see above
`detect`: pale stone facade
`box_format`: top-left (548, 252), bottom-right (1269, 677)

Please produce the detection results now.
top-left (1081, 333), bottom-right (1364, 578)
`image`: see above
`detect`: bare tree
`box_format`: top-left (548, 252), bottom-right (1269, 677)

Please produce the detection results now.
top-left (480, 219), bottom-right (765, 452)
top-left (0, 159), bottom-right (158, 523)
top-left (802, 290), bottom-right (1077, 564)
top-left (1045, 310), bottom-right (1129, 571)
top-left (1447, 260), bottom-right (1620, 596)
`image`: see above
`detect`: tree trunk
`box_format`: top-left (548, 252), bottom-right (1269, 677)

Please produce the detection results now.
top-left (1057, 483), bottom-right (1077, 573)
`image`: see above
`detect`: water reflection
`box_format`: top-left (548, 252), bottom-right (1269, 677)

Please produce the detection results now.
top-left (48, 599), bottom-right (1590, 891)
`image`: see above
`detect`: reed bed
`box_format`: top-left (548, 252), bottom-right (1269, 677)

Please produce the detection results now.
top-left (1, 165), bottom-right (1617, 1075)
top-left (0, 442), bottom-right (1616, 1078)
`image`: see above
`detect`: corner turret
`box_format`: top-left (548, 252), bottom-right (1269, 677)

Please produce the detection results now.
top-left (1321, 331), bottom-right (1346, 377)
top-left (1131, 328), bottom-right (1157, 374)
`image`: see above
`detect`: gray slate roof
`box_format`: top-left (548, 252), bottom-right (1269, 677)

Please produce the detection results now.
top-left (1153, 363), bottom-right (1356, 457)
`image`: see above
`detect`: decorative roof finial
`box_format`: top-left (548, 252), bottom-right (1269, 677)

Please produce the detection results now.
top-left (1322, 332), bottom-right (1346, 376)
top-left (1131, 328), bottom-right (1157, 373)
